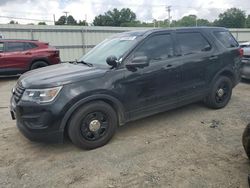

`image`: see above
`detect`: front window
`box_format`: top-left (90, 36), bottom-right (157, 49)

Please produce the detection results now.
top-left (79, 35), bottom-right (139, 65)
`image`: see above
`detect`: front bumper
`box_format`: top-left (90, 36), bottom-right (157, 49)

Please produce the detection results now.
top-left (10, 95), bottom-right (64, 144)
top-left (16, 121), bottom-right (63, 143)
top-left (241, 58), bottom-right (250, 79)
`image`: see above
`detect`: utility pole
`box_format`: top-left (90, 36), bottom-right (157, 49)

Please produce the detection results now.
top-left (53, 14), bottom-right (56, 25)
top-left (63, 11), bottom-right (69, 25)
top-left (166, 6), bottom-right (171, 27)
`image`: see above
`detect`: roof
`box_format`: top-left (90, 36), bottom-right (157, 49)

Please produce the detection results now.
top-left (118, 26), bottom-right (227, 37)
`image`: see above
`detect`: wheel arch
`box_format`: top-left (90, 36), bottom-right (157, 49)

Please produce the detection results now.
top-left (212, 68), bottom-right (237, 87)
top-left (29, 58), bottom-right (50, 69)
top-left (59, 94), bottom-right (126, 134)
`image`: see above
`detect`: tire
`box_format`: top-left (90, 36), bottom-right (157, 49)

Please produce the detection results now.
top-left (242, 124), bottom-right (250, 159)
top-left (30, 61), bottom-right (48, 70)
top-left (204, 76), bottom-right (233, 109)
top-left (68, 101), bottom-right (117, 149)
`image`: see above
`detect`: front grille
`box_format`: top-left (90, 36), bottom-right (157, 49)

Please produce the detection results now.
top-left (14, 83), bottom-right (25, 103)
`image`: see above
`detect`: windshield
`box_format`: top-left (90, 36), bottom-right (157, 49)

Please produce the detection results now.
top-left (79, 35), bottom-right (138, 65)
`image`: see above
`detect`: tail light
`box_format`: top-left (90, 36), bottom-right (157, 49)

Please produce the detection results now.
top-left (48, 50), bottom-right (59, 57)
top-left (239, 48), bottom-right (244, 58)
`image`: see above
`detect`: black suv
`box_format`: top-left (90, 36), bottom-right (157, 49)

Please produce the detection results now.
top-left (10, 27), bottom-right (242, 149)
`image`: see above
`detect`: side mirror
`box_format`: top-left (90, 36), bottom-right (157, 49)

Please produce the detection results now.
top-left (106, 55), bottom-right (118, 68)
top-left (126, 56), bottom-right (149, 69)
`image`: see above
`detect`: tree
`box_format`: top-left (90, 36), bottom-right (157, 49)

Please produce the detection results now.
top-left (55, 15), bottom-right (77, 25)
top-left (246, 15), bottom-right (250, 28)
top-left (93, 8), bottom-right (136, 26)
top-left (78, 20), bottom-right (88, 26)
top-left (67, 15), bottom-right (77, 25)
top-left (213, 8), bottom-right (246, 28)
top-left (55, 15), bottom-right (66, 25)
top-left (38, 22), bottom-right (46, 25)
top-left (9, 20), bottom-right (18, 24)
top-left (175, 15), bottom-right (197, 27)
top-left (196, 19), bottom-right (211, 26)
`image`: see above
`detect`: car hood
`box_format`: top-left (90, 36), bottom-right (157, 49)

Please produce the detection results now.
top-left (19, 63), bottom-right (108, 88)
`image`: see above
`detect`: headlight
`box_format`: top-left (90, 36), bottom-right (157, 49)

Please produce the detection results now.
top-left (21, 86), bottom-right (62, 103)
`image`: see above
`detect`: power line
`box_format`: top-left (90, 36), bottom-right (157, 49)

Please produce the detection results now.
top-left (0, 15), bottom-right (54, 22)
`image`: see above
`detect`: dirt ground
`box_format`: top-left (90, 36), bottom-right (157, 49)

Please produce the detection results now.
top-left (0, 77), bottom-right (250, 188)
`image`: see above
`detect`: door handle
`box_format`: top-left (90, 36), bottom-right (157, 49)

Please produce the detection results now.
top-left (209, 56), bottom-right (218, 60)
top-left (24, 52), bottom-right (32, 55)
top-left (162, 64), bottom-right (173, 70)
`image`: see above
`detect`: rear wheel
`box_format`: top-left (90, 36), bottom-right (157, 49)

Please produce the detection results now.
top-left (242, 124), bottom-right (250, 159)
top-left (68, 101), bottom-right (117, 149)
top-left (30, 61), bottom-right (48, 70)
top-left (204, 76), bottom-right (232, 109)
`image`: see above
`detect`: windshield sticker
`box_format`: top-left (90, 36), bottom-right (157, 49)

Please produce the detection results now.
top-left (119, 36), bottom-right (136, 41)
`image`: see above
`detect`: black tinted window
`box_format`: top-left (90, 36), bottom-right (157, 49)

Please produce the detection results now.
top-left (0, 43), bottom-right (4, 52)
top-left (25, 42), bottom-right (38, 50)
top-left (177, 32), bottom-right (211, 55)
top-left (6, 42), bottom-right (25, 52)
top-left (134, 34), bottom-right (174, 61)
top-left (214, 31), bottom-right (238, 48)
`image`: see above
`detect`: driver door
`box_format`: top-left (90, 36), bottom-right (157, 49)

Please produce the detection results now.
top-left (121, 32), bottom-right (182, 119)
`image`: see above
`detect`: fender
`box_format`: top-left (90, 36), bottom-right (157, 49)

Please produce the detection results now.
top-left (59, 94), bottom-right (126, 131)
top-left (210, 66), bottom-right (237, 88)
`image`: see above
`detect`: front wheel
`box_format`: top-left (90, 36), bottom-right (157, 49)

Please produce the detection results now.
top-left (204, 76), bottom-right (233, 109)
top-left (68, 101), bottom-right (117, 149)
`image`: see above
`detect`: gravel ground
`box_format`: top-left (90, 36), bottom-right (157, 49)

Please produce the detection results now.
top-left (0, 77), bottom-right (250, 188)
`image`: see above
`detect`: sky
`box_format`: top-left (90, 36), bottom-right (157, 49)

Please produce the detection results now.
top-left (0, 0), bottom-right (249, 25)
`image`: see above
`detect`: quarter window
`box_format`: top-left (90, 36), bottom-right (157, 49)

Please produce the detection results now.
top-left (177, 32), bottom-right (211, 55)
top-left (133, 34), bottom-right (174, 61)
top-left (214, 31), bottom-right (238, 48)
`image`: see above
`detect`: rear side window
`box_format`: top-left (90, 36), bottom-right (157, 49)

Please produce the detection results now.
top-left (214, 31), bottom-right (238, 48)
top-left (176, 32), bottom-right (211, 55)
top-left (0, 43), bottom-right (4, 52)
top-left (134, 34), bottom-right (174, 61)
top-left (5, 42), bottom-right (25, 52)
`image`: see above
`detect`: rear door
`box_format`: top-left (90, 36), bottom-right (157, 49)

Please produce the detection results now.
top-left (176, 31), bottom-right (220, 98)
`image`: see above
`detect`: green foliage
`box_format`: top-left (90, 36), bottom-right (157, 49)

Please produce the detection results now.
top-left (55, 15), bottom-right (66, 25)
top-left (78, 20), bottom-right (88, 26)
top-left (246, 15), bottom-right (250, 28)
top-left (9, 20), bottom-right (18, 24)
top-left (52, 7), bottom-right (249, 28)
top-left (55, 15), bottom-right (77, 25)
top-left (93, 8), bottom-right (136, 26)
top-left (67, 15), bottom-right (77, 25)
top-left (55, 15), bottom-right (87, 26)
top-left (38, 22), bottom-right (46, 25)
top-left (213, 8), bottom-right (246, 28)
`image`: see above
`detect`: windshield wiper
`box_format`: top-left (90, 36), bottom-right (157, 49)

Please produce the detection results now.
top-left (78, 60), bottom-right (94, 67)
top-left (71, 60), bottom-right (93, 67)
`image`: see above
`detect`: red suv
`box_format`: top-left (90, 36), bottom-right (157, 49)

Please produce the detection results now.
top-left (0, 39), bottom-right (60, 75)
